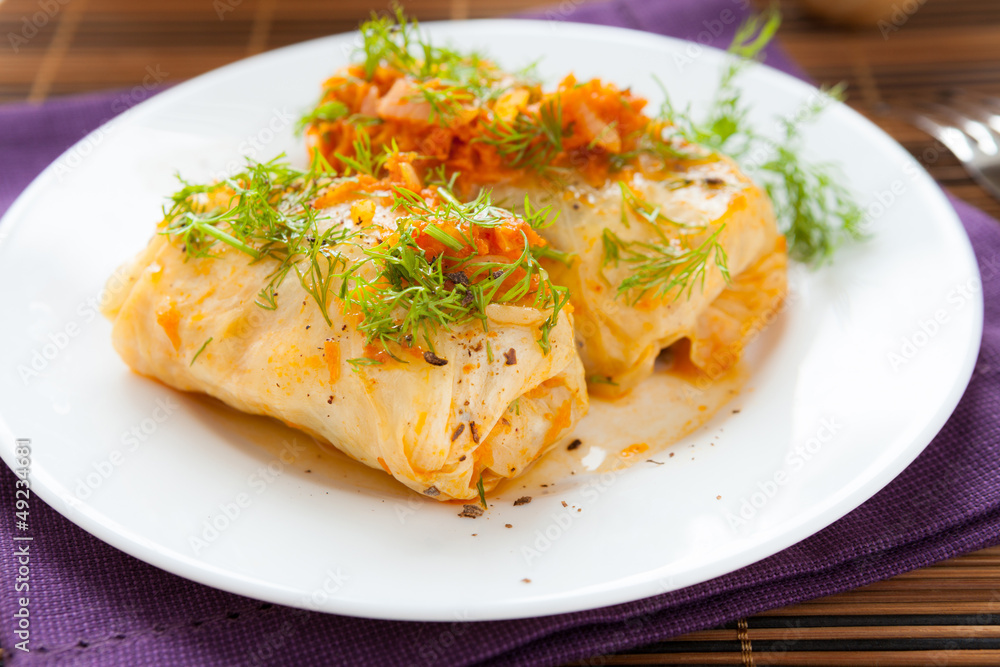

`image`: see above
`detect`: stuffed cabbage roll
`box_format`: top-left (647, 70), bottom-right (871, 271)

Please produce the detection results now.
top-left (103, 155), bottom-right (587, 501)
top-left (300, 16), bottom-right (787, 394)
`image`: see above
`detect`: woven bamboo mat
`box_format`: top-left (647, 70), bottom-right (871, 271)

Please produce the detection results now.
top-left (2, 0), bottom-right (1000, 664)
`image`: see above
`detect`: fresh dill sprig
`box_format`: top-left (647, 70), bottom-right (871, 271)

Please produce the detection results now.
top-left (335, 132), bottom-right (387, 178)
top-left (477, 98), bottom-right (567, 174)
top-left (162, 155), bottom-right (567, 361)
top-left (652, 8), bottom-right (864, 264)
top-left (190, 337), bottom-right (213, 366)
top-left (161, 155), bottom-right (354, 323)
top-left (619, 181), bottom-right (701, 232)
top-left (295, 100), bottom-right (349, 134)
top-left (338, 186), bottom-right (569, 355)
top-left (349, 6), bottom-right (516, 127)
top-left (598, 181), bottom-right (719, 302)
top-left (601, 226), bottom-right (729, 304)
top-left (347, 357), bottom-right (385, 372)
top-left (476, 476), bottom-right (488, 508)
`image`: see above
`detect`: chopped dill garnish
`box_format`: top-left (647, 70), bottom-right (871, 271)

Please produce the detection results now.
top-left (477, 98), bottom-right (567, 175)
top-left (162, 153), bottom-right (567, 359)
top-left (476, 476), bottom-right (488, 508)
top-left (190, 337), bottom-right (213, 366)
top-left (486, 340), bottom-right (494, 364)
top-left (347, 357), bottom-right (385, 371)
top-left (161, 155), bottom-right (354, 325)
top-left (619, 181), bottom-right (701, 232)
top-left (338, 186), bottom-right (569, 354)
top-left (335, 132), bottom-right (387, 178)
top-left (601, 225), bottom-right (729, 304)
top-left (295, 100), bottom-right (348, 134)
top-left (348, 6), bottom-right (517, 127)
top-left (654, 8), bottom-right (864, 264)
top-left (508, 397), bottom-right (520, 415)
top-left (587, 374), bottom-right (618, 386)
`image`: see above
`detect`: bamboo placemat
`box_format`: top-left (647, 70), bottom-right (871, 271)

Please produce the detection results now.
top-left (2, 0), bottom-right (999, 664)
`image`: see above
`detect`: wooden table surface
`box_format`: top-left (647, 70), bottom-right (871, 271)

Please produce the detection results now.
top-left (2, 0), bottom-right (999, 664)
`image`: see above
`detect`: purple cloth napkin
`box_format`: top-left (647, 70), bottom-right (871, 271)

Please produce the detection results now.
top-left (2, 1), bottom-right (999, 665)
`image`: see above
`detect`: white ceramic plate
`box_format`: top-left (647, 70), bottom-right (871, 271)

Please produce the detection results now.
top-left (0, 20), bottom-right (984, 621)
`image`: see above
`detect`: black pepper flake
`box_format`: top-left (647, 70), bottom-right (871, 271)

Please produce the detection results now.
top-left (451, 424), bottom-right (465, 442)
top-left (472, 342), bottom-right (483, 352)
top-left (469, 421), bottom-right (480, 443)
top-left (732, 409), bottom-right (741, 414)
top-left (327, 396), bottom-right (334, 404)
top-left (446, 271), bottom-right (470, 286)
top-left (491, 270), bottom-right (505, 280)
top-left (424, 351), bottom-right (448, 366)
top-left (567, 439), bottom-right (582, 451)
top-left (341, 325), bottom-right (348, 331)
top-left (503, 348), bottom-right (517, 365)
top-left (461, 289), bottom-right (474, 307)
top-left (513, 496), bottom-right (531, 506)
top-left (305, 325), bottom-right (311, 330)
top-left (423, 486), bottom-right (440, 497)
top-left (459, 504), bottom-right (483, 518)
top-left (705, 177), bottom-right (725, 186)
top-left (458, 455), bottom-right (466, 462)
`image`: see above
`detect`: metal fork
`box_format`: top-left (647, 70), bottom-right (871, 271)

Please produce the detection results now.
top-left (902, 94), bottom-right (1000, 202)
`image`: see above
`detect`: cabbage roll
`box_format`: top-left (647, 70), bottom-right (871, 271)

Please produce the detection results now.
top-left (300, 18), bottom-right (787, 394)
top-left (103, 156), bottom-right (587, 501)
